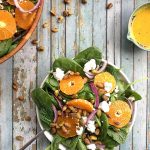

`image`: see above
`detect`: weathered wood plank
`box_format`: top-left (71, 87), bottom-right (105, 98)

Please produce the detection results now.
top-left (79, 1), bottom-right (93, 50)
top-left (37, 0), bottom-right (51, 149)
top-left (66, 0), bottom-right (79, 58)
top-left (93, 0), bottom-right (107, 59)
top-left (132, 0), bottom-right (148, 149)
top-left (0, 60), bottom-right (13, 150)
top-left (13, 35), bottom-right (37, 150)
top-left (120, 0), bottom-right (134, 149)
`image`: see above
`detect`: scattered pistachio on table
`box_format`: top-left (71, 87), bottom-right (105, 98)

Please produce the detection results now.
top-left (16, 136), bottom-right (24, 141)
top-left (42, 22), bottom-right (49, 28)
top-left (63, 8), bottom-right (72, 17)
top-left (37, 46), bottom-right (45, 51)
top-left (18, 96), bottom-right (24, 101)
top-left (64, 0), bottom-right (71, 4)
top-left (50, 8), bottom-right (56, 16)
top-left (106, 3), bottom-right (113, 9)
top-left (81, 0), bottom-right (87, 4)
top-left (31, 39), bottom-right (39, 45)
top-left (57, 16), bottom-right (64, 23)
top-left (25, 116), bottom-right (31, 121)
top-left (51, 27), bottom-right (58, 33)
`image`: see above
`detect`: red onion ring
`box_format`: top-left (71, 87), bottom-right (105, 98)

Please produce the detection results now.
top-left (89, 82), bottom-right (99, 108)
top-left (86, 109), bottom-right (97, 124)
top-left (52, 104), bottom-right (58, 123)
top-left (98, 60), bottom-right (108, 73)
top-left (13, 0), bottom-right (42, 13)
top-left (53, 95), bottom-right (63, 109)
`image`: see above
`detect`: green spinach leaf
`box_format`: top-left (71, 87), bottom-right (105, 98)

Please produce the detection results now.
top-left (53, 57), bottom-right (84, 76)
top-left (125, 89), bottom-right (142, 101)
top-left (77, 139), bottom-right (87, 150)
top-left (74, 47), bottom-right (102, 67)
top-left (107, 126), bottom-right (129, 144)
top-left (0, 39), bottom-right (13, 57)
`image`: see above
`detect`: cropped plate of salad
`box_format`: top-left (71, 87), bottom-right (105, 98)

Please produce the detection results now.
top-left (0, 0), bottom-right (43, 58)
top-left (32, 47), bottom-right (142, 150)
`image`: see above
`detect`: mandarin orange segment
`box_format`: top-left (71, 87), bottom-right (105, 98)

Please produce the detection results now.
top-left (106, 100), bottom-right (132, 128)
top-left (0, 10), bottom-right (16, 40)
top-left (15, 0), bottom-right (36, 30)
top-left (94, 72), bottom-right (116, 93)
top-left (56, 116), bottom-right (78, 138)
top-left (60, 75), bottom-right (84, 95)
top-left (66, 99), bottom-right (94, 112)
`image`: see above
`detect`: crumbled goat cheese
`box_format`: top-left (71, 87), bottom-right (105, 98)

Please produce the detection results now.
top-left (114, 86), bottom-right (119, 93)
top-left (87, 120), bottom-right (96, 133)
top-left (76, 126), bottom-right (84, 135)
top-left (128, 96), bottom-right (135, 101)
top-left (59, 144), bottom-right (66, 150)
top-left (53, 68), bottom-right (65, 81)
top-left (105, 93), bottom-right (110, 97)
top-left (99, 101), bottom-right (110, 112)
top-left (87, 143), bottom-right (97, 150)
top-left (104, 82), bottom-right (112, 92)
top-left (83, 59), bottom-right (96, 73)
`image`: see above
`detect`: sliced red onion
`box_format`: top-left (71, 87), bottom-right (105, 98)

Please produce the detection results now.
top-left (52, 104), bottom-right (58, 123)
top-left (89, 82), bottom-right (99, 108)
top-left (98, 60), bottom-right (108, 73)
top-left (86, 109), bottom-right (97, 124)
top-left (13, 0), bottom-right (42, 13)
top-left (53, 95), bottom-right (63, 109)
top-left (85, 72), bottom-right (94, 79)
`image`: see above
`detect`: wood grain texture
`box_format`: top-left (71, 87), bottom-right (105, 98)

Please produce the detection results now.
top-left (13, 36), bottom-right (37, 150)
top-left (0, 60), bottom-right (12, 150)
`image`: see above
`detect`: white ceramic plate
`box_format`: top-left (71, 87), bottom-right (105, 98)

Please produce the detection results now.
top-left (36, 60), bottom-right (137, 142)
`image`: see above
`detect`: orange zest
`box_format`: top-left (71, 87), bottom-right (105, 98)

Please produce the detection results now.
top-left (66, 99), bottom-right (94, 112)
top-left (106, 100), bottom-right (132, 128)
top-left (60, 75), bottom-right (84, 95)
top-left (94, 72), bottom-right (116, 93)
top-left (0, 10), bottom-right (16, 41)
top-left (56, 116), bottom-right (78, 138)
top-left (15, 0), bottom-right (36, 30)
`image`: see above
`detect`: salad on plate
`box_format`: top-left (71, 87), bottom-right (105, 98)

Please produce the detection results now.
top-left (32, 47), bottom-right (142, 150)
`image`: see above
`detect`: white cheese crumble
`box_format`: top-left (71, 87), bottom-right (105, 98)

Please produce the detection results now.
top-left (59, 144), bottom-right (66, 150)
top-left (99, 101), bottom-right (110, 112)
top-left (105, 93), bottom-right (110, 97)
top-left (87, 120), bottom-right (96, 133)
top-left (82, 116), bottom-right (87, 123)
top-left (128, 96), bottom-right (135, 101)
top-left (87, 143), bottom-right (97, 150)
top-left (53, 68), bottom-right (65, 81)
top-left (83, 59), bottom-right (96, 73)
top-left (76, 126), bottom-right (84, 135)
top-left (104, 82), bottom-right (112, 92)
top-left (114, 85), bottom-right (119, 93)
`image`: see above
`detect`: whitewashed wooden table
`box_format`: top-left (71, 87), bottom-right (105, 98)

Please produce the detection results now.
top-left (0, 0), bottom-right (149, 150)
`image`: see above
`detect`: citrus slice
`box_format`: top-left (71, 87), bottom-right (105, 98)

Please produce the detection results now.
top-left (106, 100), bottom-right (132, 128)
top-left (0, 10), bottom-right (16, 40)
top-left (15, 0), bottom-right (36, 30)
top-left (60, 75), bottom-right (84, 95)
top-left (56, 116), bottom-right (78, 138)
top-left (7, 0), bottom-right (15, 5)
top-left (94, 72), bottom-right (116, 93)
top-left (67, 99), bottom-right (94, 112)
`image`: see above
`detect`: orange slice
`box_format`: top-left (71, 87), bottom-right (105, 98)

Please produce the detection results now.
top-left (7, 0), bottom-right (15, 5)
top-left (0, 10), bottom-right (16, 40)
top-left (94, 72), bottom-right (116, 93)
top-left (15, 0), bottom-right (36, 30)
top-left (67, 99), bottom-right (94, 112)
top-left (56, 116), bottom-right (78, 138)
top-left (60, 75), bottom-right (84, 95)
top-left (106, 100), bottom-right (132, 128)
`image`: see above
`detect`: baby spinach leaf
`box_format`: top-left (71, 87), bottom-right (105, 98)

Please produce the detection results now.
top-left (107, 126), bottom-right (129, 144)
top-left (125, 89), bottom-right (142, 101)
top-left (31, 88), bottom-right (55, 129)
top-left (74, 47), bottom-right (102, 66)
top-left (7, 43), bottom-right (18, 53)
top-left (102, 135), bottom-right (119, 149)
top-left (0, 39), bottom-right (13, 57)
top-left (77, 139), bottom-right (87, 150)
top-left (53, 57), bottom-right (84, 76)
top-left (78, 83), bottom-right (95, 100)
top-left (99, 113), bottom-right (108, 140)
